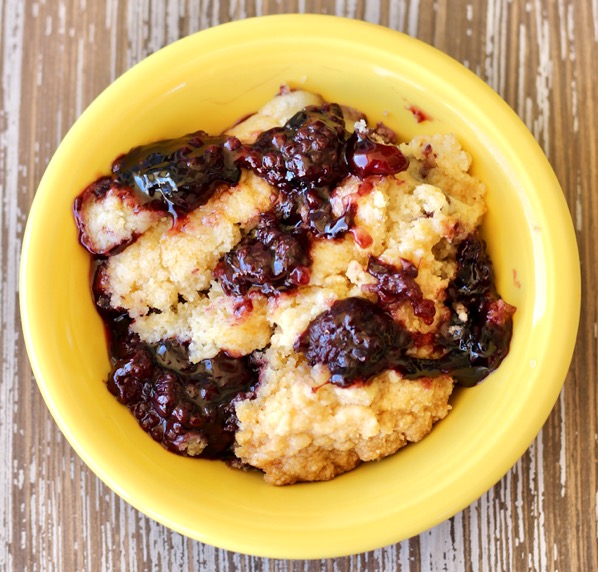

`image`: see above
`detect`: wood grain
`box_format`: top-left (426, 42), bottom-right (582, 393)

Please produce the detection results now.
top-left (2, 1), bottom-right (596, 570)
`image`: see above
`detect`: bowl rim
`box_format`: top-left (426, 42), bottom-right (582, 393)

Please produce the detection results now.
top-left (20, 14), bottom-right (581, 558)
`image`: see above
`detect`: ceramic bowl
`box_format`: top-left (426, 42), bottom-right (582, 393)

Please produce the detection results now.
top-left (20, 15), bottom-right (580, 558)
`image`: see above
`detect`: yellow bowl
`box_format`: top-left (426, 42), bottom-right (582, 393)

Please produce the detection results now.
top-left (20, 15), bottom-right (580, 558)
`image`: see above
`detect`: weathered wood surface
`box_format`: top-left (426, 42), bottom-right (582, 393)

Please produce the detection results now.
top-left (1, 0), bottom-right (596, 570)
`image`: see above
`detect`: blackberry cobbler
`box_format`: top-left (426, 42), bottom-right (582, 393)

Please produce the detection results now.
top-left (74, 88), bottom-right (515, 485)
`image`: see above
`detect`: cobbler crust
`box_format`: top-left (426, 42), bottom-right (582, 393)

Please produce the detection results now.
top-left (235, 348), bottom-right (454, 485)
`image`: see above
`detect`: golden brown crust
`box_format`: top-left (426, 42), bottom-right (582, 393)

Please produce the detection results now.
top-left (234, 350), bottom-right (454, 485)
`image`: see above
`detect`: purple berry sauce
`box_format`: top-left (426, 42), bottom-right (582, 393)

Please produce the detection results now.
top-left (346, 131), bottom-right (409, 178)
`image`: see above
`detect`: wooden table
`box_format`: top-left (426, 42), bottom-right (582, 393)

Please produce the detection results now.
top-left (2, 1), bottom-right (596, 570)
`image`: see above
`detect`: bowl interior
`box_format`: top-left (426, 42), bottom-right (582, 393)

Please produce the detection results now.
top-left (21, 15), bottom-right (580, 558)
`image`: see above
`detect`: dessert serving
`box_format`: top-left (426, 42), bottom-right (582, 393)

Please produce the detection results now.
top-left (73, 88), bottom-right (515, 485)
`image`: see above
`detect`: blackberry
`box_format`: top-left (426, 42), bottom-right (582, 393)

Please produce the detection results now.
top-left (294, 297), bottom-right (411, 387)
top-left (113, 131), bottom-right (242, 217)
top-left (245, 104), bottom-right (349, 192)
top-left (446, 236), bottom-right (493, 299)
top-left (366, 256), bottom-right (436, 325)
top-left (103, 325), bottom-right (261, 458)
top-left (214, 212), bottom-right (311, 296)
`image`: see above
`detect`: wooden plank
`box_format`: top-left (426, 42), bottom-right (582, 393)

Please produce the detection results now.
top-left (2, 1), bottom-right (596, 570)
